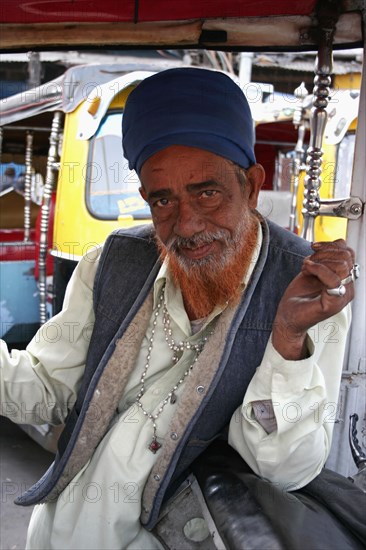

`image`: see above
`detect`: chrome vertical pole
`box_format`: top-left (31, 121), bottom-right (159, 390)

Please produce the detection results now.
top-left (38, 111), bottom-right (62, 325)
top-left (24, 131), bottom-right (33, 242)
top-left (301, 0), bottom-right (340, 241)
top-left (289, 83), bottom-right (308, 233)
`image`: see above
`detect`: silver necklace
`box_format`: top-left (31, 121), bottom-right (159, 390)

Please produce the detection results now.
top-left (163, 305), bottom-right (209, 363)
top-left (136, 284), bottom-right (211, 453)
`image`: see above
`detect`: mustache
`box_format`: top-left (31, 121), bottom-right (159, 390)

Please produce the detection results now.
top-left (166, 229), bottom-right (231, 253)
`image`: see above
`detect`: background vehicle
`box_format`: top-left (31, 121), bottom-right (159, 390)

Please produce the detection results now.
top-left (1, 66), bottom-right (155, 343)
top-left (1, 68), bottom-right (359, 338)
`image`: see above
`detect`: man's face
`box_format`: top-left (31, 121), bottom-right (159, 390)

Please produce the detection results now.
top-left (140, 145), bottom-right (264, 319)
top-left (140, 145), bottom-right (263, 263)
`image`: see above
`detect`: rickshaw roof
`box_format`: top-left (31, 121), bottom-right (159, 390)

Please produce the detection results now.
top-left (1, 65), bottom-right (167, 126)
top-left (0, 0), bottom-right (363, 51)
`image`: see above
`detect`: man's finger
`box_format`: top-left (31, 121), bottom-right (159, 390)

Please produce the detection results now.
top-left (302, 258), bottom-right (352, 280)
top-left (312, 238), bottom-right (347, 249)
top-left (311, 240), bottom-right (356, 264)
top-left (302, 259), bottom-right (344, 288)
top-left (302, 259), bottom-right (355, 306)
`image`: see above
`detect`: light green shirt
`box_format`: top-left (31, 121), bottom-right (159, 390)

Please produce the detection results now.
top-left (0, 228), bottom-right (350, 549)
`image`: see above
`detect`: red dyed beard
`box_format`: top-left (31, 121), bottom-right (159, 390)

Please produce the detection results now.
top-left (156, 211), bottom-right (259, 320)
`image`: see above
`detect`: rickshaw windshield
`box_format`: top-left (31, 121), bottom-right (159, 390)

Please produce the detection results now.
top-left (86, 112), bottom-right (151, 220)
top-left (335, 133), bottom-right (355, 198)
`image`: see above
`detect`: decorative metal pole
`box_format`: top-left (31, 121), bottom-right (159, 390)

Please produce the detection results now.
top-left (27, 51), bottom-right (42, 89)
top-left (38, 111), bottom-right (62, 325)
top-left (301, 0), bottom-right (340, 241)
top-left (289, 83), bottom-right (308, 233)
top-left (24, 131), bottom-right (33, 242)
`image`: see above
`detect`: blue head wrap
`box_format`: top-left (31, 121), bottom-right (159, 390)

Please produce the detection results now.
top-left (122, 68), bottom-right (256, 176)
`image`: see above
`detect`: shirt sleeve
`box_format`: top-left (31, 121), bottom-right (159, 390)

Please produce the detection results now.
top-left (0, 246), bottom-right (101, 425)
top-left (228, 305), bottom-right (351, 490)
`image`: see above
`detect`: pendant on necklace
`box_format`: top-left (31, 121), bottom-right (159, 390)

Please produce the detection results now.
top-left (148, 438), bottom-right (162, 454)
top-left (170, 392), bottom-right (177, 404)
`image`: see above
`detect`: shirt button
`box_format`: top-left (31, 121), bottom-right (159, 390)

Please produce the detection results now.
top-left (170, 432), bottom-right (178, 440)
top-left (154, 474), bottom-right (161, 481)
top-left (196, 385), bottom-right (205, 395)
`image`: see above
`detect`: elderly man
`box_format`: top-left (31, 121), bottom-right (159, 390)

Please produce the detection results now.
top-left (0, 69), bottom-right (356, 549)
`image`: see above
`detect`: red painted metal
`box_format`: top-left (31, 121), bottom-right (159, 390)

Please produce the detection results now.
top-left (0, 239), bottom-right (36, 261)
top-left (0, 0), bottom-right (318, 24)
top-left (0, 229), bottom-right (36, 242)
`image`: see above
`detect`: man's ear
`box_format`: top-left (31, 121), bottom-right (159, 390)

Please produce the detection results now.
top-left (139, 186), bottom-right (147, 202)
top-left (246, 164), bottom-right (265, 209)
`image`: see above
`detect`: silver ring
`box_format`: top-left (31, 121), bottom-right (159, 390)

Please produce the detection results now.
top-left (352, 263), bottom-right (360, 280)
top-left (325, 263), bottom-right (359, 297)
top-left (341, 274), bottom-right (354, 285)
top-left (340, 263), bottom-right (360, 286)
top-left (326, 284), bottom-right (346, 297)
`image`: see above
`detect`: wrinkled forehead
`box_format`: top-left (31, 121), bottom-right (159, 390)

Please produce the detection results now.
top-left (140, 144), bottom-right (241, 184)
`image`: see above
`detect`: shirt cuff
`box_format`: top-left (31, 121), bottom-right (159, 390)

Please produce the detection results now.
top-left (245, 332), bottom-right (316, 401)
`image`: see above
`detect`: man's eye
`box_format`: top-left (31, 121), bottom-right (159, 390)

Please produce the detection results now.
top-left (154, 198), bottom-right (170, 207)
top-left (200, 190), bottom-right (218, 198)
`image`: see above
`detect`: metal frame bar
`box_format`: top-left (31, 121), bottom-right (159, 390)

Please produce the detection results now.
top-left (301, 0), bottom-right (340, 241)
top-left (38, 111), bottom-right (62, 325)
top-left (23, 131), bottom-right (33, 242)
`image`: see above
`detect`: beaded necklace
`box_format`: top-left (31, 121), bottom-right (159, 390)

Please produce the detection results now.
top-left (135, 284), bottom-right (212, 453)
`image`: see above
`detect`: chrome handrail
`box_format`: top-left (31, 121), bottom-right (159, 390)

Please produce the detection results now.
top-left (289, 83), bottom-right (308, 232)
top-left (38, 111), bottom-right (62, 325)
top-left (24, 131), bottom-right (33, 242)
top-left (301, 0), bottom-right (340, 241)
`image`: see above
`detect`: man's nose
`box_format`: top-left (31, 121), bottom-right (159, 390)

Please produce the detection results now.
top-left (174, 201), bottom-right (205, 238)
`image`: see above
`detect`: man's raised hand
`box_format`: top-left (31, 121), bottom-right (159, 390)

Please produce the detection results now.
top-left (272, 239), bottom-right (355, 360)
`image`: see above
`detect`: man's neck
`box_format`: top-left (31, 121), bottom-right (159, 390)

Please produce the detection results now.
top-left (183, 297), bottom-right (211, 321)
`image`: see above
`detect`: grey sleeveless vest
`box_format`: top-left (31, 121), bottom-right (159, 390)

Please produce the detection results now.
top-left (16, 220), bottom-right (312, 529)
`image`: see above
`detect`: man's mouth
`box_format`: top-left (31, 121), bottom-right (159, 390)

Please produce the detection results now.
top-left (178, 241), bottom-right (216, 260)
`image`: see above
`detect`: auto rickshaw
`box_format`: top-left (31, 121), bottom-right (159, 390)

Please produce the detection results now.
top-left (1, 67), bottom-right (359, 334)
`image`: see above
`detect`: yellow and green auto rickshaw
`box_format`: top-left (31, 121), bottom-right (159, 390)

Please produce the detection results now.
top-left (1, 67), bottom-right (156, 342)
top-left (1, 65), bottom-right (360, 340)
